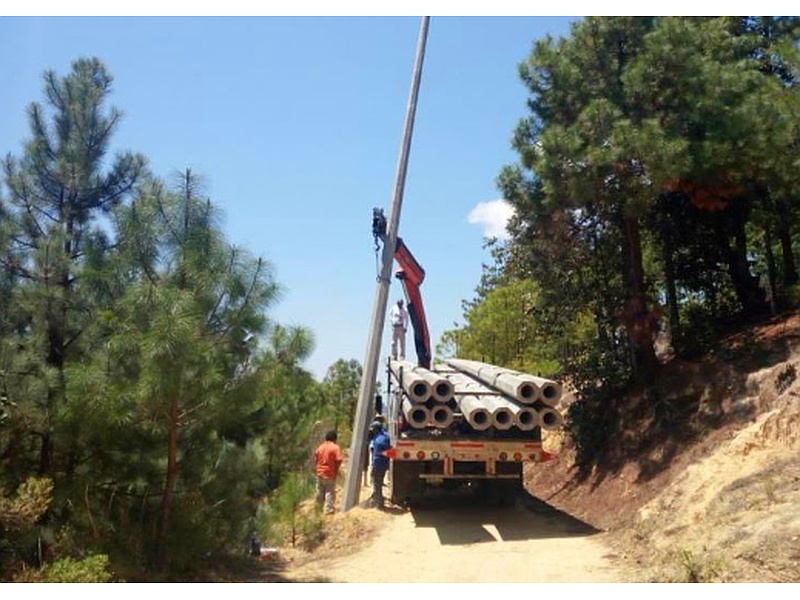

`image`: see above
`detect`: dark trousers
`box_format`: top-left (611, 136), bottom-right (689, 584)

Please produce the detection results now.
top-left (371, 464), bottom-right (388, 507)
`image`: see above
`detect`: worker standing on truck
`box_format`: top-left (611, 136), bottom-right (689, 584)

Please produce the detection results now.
top-left (369, 421), bottom-right (392, 509)
top-left (314, 430), bottom-right (343, 515)
top-left (389, 299), bottom-right (409, 360)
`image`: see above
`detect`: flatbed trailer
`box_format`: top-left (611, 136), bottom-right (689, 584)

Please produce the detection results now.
top-left (384, 368), bottom-right (555, 506)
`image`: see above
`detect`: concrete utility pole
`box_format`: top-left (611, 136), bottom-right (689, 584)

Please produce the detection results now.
top-left (341, 16), bottom-right (430, 512)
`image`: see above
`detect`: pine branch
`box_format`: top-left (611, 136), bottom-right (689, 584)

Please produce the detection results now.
top-left (213, 256), bottom-right (264, 346)
top-left (205, 247), bottom-right (237, 330)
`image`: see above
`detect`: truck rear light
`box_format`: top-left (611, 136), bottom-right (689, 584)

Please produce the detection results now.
top-left (529, 453), bottom-right (538, 461)
top-left (431, 451), bottom-right (440, 460)
top-left (402, 451), bottom-right (411, 459)
top-left (513, 452), bottom-right (522, 461)
top-left (498, 452), bottom-right (508, 461)
top-left (416, 450), bottom-right (426, 460)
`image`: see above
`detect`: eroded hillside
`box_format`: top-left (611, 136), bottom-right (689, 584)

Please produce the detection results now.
top-left (525, 312), bottom-right (800, 582)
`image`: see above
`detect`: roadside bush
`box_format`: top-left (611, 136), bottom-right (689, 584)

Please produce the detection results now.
top-left (564, 378), bottom-right (624, 474)
top-left (256, 471), bottom-right (315, 550)
top-left (299, 509), bottom-right (325, 551)
top-left (13, 554), bottom-right (114, 583)
top-left (0, 477), bottom-right (53, 532)
top-left (676, 548), bottom-right (722, 583)
top-left (0, 477), bottom-right (54, 580)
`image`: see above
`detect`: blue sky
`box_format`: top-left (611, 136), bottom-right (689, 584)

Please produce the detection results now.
top-left (0, 15), bottom-right (581, 380)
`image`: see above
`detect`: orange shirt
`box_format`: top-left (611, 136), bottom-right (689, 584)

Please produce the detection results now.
top-left (314, 440), bottom-right (343, 479)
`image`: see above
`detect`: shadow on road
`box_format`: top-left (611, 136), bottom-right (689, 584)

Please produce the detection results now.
top-left (408, 489), bottom-right (600, 546)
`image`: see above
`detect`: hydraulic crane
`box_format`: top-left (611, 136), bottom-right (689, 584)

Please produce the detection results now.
top-left (372, 208), bottom-right (431, 370)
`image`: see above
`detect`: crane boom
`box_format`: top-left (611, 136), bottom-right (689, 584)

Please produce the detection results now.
top-left (394, 238), bottom-right (431, 369)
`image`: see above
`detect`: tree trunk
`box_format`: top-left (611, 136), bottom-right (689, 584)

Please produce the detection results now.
top-left (764, 222), bottom-right (778, 316)
top-left (776, 198), bottom-right (798, 287)
top-left (721, 201), bottom-right (767, 315)
top-left (41, 310), bottom-right (65, 475)
top-left (621, 214), bottom-right (657, 385)
top-left (662, 233), bottom-right (681, 342)
top-left (157, 393), bottom-right (179, 571)
top-left (778, 221), bottom-right (798, 287)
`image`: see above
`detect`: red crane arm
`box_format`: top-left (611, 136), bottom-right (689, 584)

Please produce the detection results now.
top-left (394, 238), bottom-right (431, 369)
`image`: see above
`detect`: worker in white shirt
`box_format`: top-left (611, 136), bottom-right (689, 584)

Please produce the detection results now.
top-left (389, 299), bottom-right (409, 360)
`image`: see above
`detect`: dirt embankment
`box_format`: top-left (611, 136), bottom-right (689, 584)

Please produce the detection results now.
top-left (525, 312), bottom-right (800, 582)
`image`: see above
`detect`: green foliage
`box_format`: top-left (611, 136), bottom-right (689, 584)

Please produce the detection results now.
top-left (783, 282), bottom-right (800, 308)
top-left (0, 59), bottom-right (322, 580)
top-left (440, 279), bottom-right (564, 376)
top-left (499, 16), bottom-right (800, 415)
top-left (322, 358), bottom-right (363, 444)
top-left (298, 507), bottom-right (326, 551)
top-left (37, 554), bottom-right (114, 583)
top-left (1, 57), bottom-right (146, 484)
top-left (256, 325), bottom-right (322, 492)
top-left (676, 301), bottom-right (724, 357)
top-left (259, 471), bottom-right (322, 547)
top-left (13, 553), bottom-right (114, 583)
top-left (564, 386), bottom-right (621, 472)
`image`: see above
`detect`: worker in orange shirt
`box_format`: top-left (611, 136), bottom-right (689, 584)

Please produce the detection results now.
top-left (314, 430), bottom-right (344, 515)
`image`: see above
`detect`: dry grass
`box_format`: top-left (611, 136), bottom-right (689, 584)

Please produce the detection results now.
top-left (272, 483), bottom-right (391, 570)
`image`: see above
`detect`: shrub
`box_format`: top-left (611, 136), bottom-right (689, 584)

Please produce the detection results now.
top-left (676, 548), bottom-right (721, 583)
top-left (0, 477), bottom-right (53, 532)
top-left (14, 554), bottom-right (114, 583)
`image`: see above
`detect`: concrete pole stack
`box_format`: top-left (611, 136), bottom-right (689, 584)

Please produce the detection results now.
top-left (388, 359), bottom-right (566, 434)
top-left (390, 359), bottom-right (457, 428)
top-left (445, 359), bottom-right (565, 432)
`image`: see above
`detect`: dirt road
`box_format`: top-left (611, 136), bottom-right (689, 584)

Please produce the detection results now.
top-left (282, 492), bottom-right (627, 583)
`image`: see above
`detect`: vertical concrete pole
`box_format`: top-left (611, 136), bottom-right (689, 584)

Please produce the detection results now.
top-left (341, 16), bottom-right (430, 511)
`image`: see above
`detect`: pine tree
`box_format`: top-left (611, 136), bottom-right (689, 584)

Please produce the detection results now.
top-left (100, 170), bottom-right (279, 571)
top-left (0, 57), bottom-right (145, 479)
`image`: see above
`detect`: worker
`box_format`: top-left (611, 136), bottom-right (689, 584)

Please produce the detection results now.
top-left (389, 298), bottom-right (409, 360)
top-left (369, 420), bottom-right (392, 510)
top-left (365, 413), bottom-right (387, 486)
top-left (367, 414), bottom-right (386, 457)
top-left (313, 430), bottom-right (343, 515)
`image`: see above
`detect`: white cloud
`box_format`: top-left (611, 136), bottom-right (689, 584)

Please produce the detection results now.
top-left (467, 199), bottom-right (515, 240)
